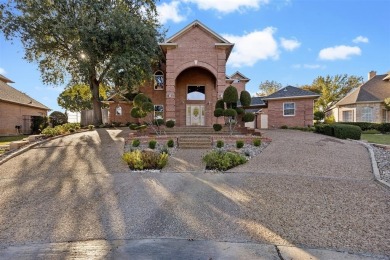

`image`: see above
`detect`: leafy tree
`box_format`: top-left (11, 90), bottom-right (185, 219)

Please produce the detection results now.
top-left (130, 93), bottom-right (163, 135)
top-left (384, 97), bottom-right (390, 111)
top-left (214, 86), bottom-right (255, 135)
top-left (50, 111), bottom-right (68, 127)
top-left (1, 1), bottom-right (163, 125)
top-left (58, 84), bottom-right (108, 112)
top-left (257, 80), bottom-right (282, 96)
top-left (301, 74), bottom-right (363, 111)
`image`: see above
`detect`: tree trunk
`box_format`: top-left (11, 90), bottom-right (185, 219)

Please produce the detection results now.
top-left (90, 78), bottom-right (102, 125)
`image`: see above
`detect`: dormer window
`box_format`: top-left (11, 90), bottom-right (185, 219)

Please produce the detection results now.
top-left (154, 71), bottom-right (164, 90)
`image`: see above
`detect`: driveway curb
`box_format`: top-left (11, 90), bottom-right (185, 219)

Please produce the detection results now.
top-left (355, 140), bottom-right (390, 189)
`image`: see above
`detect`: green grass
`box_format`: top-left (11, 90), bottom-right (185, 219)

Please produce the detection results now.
top-left (361, 134), bottom-right (390, 145)
top-left (0, 135), bottom-right (26, 145)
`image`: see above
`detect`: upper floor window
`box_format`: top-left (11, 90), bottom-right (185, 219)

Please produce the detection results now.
top-left (283, 102), bottom-right (295, 116)
top-left (187, 85), bottom-right (205, 100)
top-left (361, 107), bottom-right (373, 122)
top-left (154, 71), bottom-right (164, 90)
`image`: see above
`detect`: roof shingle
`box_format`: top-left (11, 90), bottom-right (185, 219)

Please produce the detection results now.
top-left (262, 85), bottom-right (320, 100)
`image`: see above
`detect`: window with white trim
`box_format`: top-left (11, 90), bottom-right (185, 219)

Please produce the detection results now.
top-left (361, 107), bottom-right (373, 122)
top-left (154, 105), bottom-right (164, 119)
top-left (342, 110), bottom-right (353, 122)
top-left (283, 102), bottom-right (295, 116)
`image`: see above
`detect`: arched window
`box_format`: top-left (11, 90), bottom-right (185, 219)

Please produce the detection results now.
top-left (154, 71), bottom-right (164, 90)
top-left (116, 106), bottom-right (122, 116)
top-left (187, 85), bottom-right (205, 100)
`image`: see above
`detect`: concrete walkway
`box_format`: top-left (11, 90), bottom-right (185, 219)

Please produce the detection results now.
top-left (0, 129), bottom-right (389, 259)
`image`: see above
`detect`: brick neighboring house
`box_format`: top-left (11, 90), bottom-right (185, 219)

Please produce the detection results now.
top-left (240, 86), bottom-right (320, 129)
top-left (0, 74), bottom-right (50, 135)
top-left (105, 20), bottom-right (319, 129)
top-left (330, 71), bottom-right (390, 123)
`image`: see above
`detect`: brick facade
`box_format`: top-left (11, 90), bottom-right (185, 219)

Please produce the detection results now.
top-left (267, 98), bottom-right (315, 128)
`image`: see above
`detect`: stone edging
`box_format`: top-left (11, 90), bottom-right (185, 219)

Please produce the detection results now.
top-left (355, 140), bottom-right (390, 189)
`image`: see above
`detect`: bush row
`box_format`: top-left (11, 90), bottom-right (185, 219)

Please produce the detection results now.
top-left (122, 150), bottom-right (168, 170)
top-left (314, 124), bottom-right (361, 140)
top-left (41, 123), bottom-right (81, 137)
top-left (131, 139), bottom-right (175, 148)
top-left (203, 150), bottom-right (247, 171)
top-left (338, 122), bottom-right (390, 133)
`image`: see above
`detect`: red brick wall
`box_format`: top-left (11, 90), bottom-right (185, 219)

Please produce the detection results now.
top-left (267, 98), bottom-right (315, 128)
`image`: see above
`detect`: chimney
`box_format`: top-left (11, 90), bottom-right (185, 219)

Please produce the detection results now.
top-left (368, 71), bottom-right (376, 80)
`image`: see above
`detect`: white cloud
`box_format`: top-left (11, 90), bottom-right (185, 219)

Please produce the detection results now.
top-left (223, 27), bottom-right (279, 67)
top-left (318, 45), bottom-right (361, 60)
top-left (0, 67), bottom-right (6, 75)
top-left (184, 0), bottom-right (269, 13)
top-left (352, 36), bottom-right (369, 44)
top-left (280, 37), bottom-right (301, 51)
top-left (157, 1), bottom-right (186, 24)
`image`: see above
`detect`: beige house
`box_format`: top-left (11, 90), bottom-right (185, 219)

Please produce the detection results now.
top-left (0, 74), bottom-right (50, 135)
top-left (331, 71), bottom-right (390, 123)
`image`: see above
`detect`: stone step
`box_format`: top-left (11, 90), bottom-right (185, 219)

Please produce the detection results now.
top-left (178, 135), bottom-right (212, 149)
top-left (9, 140), bottom-right (29, 150)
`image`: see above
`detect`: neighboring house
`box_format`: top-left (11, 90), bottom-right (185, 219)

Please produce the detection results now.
top-left (240, 86), bottom-right (320, 129)
top-left (331, 71), bottom-right (390, 123)
top-left (104, 20), bottom-right (319, 129)
top-left (0, 74), bottom-right (50, 135)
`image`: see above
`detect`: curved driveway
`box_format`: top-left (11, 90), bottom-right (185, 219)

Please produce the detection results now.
top-left (0, 129), bottom-right (389, 257)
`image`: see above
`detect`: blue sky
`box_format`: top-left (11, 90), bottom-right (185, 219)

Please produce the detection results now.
top-left (0, 0), bottom-right (389, 112)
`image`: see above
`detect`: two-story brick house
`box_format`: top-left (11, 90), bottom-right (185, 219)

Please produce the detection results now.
top-left (105, 20), bottom-right (319, 129)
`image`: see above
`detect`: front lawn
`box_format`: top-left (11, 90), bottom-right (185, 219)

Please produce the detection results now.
top-left (361, 134), bottom-right (390, 145)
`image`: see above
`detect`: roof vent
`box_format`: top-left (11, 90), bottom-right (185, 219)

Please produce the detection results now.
top-left (368, 71), bottom-right (376, 80)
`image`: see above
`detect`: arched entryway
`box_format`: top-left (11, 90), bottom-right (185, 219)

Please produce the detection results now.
top-left (175, 67), bottom-right (217, 126)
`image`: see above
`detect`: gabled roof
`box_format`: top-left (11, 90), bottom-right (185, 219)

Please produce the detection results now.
top-left (159, 20), bottom-right (234, 59)
top-left (0, 75), bottom-right (50, 110)
top-left (262, 86), bottom-right (320, 100)
top-left (336, 73), bottom-right (390, 106)
top-left (230, 71), bottom-right (250, 82)
top-left (0, 74), bottom-right (14, 83)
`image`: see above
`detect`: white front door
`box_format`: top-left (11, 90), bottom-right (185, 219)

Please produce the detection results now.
top-left (186, 105), bottom-right (205, 126)
top-left (260, 114), bottom-right (268, 129)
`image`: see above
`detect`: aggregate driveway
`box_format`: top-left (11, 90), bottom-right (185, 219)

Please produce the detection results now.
top-left (0, 129), bottom-right (389, 257)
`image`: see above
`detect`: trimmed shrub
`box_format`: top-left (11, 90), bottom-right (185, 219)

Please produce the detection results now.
top-left (223, 85), bottom-right (238, 104)
top-left (154, 119), bottom-right (165, 126)
top-left (141, 102), bottom-right (154, 112)
top-left (363, 129), bottom-right (381, 134)
top-left (235, 107), bottom-right (245, 115)
top-left (213, 123), bottom-right (222, 132)
top-left (50, 111), bottom-right (68, 127)
top-left (165, 120), bottom-right (175, 128)
top-left (239, 90), bottom-right (251, 107)
top-left (242, 112), bottom-right (255, 122)
top-left (129, 123), bottom-right (138, 130)
top-left (133, 93), bottom-right (149, 107)
top-left (203, 150), bottom-right (247, 171)
top-left (236, 140), bottom-right (244, 149)
top-left (122, 150), bottom-right (168, 170)
top-left (148, 140), bottom-right (157, 149)
top-left (167, 139), bottom-right (174, 148)
top-left (280, 125), bottom-right (288, 129)
top-left (314, 111), bottom-right (325, 121)
top-left (214, 108), bottom-right (224, 117)
top-left (340, 122), bottom-right (390, 133)
top-left (216, 140), bottom-right (224, 148)
top-left (223, 108), bottom-right (237, 117)
top-left (132, 139), bottom-right (140, 147)
top-left (333, 124), bottom-right (361, 140)
top-left (378, 123), bottom-right (390, 133)
top-left (253, 138), bottom-right (261, 146)
top-left (215, 99), bottom-right (225, 109)
top-left (31, 116), bottom-right (49, 134)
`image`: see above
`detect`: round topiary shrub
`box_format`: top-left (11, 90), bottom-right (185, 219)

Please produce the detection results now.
top-left (213, 123), bottom-right (222, 132)
top-left (133, 93), bottom-right (149, 107)
top-left (235, 107), bottom-right (245, 115)
top-left (166, 120), bottom-right (175, 128)
top-left (216, 140), bottom-right (224, 148)
top-left (215, 99), bottom-right (225, 109)
top-left (167, 139), bottom-right (174, 148)
top-left (253, 138), bottom-right (261, 147)
top-left (236, 140), bottom-right (244, 149)
top-left (154, 119), bottom-right (165, 126)
top-left (132, 139), bottom-right (140, 147)
top-left (214, 108), bottom-right (224, 117)
top-left (223, 86), bottom-right (238, 104)
top-left (131, 107), bottom-right (144, 118)
top-left (141, 101), bottom-right (154, 112)
top-left (148, 140), bottom-right (157, 149)
top-left (240, 90), bottom-right (251, 107)
top-left (223, 108), bottom-right (237, 117)
top-left (242, 112), bottom-right (255, 122)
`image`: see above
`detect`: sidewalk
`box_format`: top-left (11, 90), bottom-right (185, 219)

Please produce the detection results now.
top-left (1, 238), bottom-right (387, 260)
